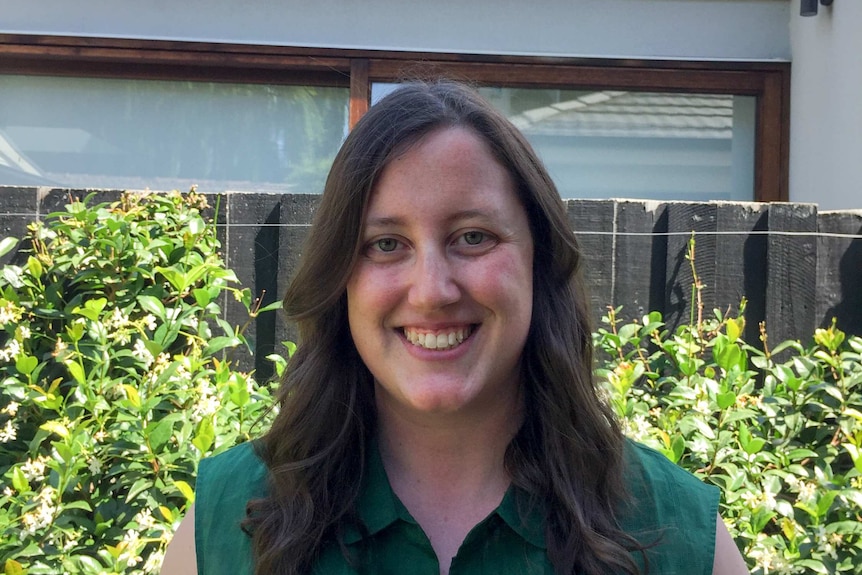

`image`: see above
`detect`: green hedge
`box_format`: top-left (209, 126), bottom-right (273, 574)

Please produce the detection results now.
top-left (1, 194), bottom-right (860, 574)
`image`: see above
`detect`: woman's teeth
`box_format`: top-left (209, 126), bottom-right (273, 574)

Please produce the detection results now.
top-left (403, 327), bottom-right (472, 350)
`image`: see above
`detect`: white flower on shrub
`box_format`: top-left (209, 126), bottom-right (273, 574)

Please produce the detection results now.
top-left (0, 300), bottom-right (22, 325)
top-left (0, 419), bottom-right (17, 442)
top-left (88, 457), bottom-right (102, 475)
top-left (623, 414), bottom-right (652, 442)
top-left (144, 314), bottom-right (157, 331)
top-left (105, 307), bottom-right (129, 330)
top-left (0, 339), bottom-right (21, 363)
top-left (192, 392), bottom-right (221, 422)
top-left (143, 549), bottom-right (165, 573)
top-left (690, 437), bottom-right (711, 457)
top-left (135, 509), bottom-right (157, 531)
top-left (52, 339), bottom-right (68, 358)
top-left (21, 456), bottom-right (48, 482)
top-left (3, 486), bottom-right (13, 497)
top-left (796, 481), bottom-right (817, 504)
top-left (1, 401), bottom-right (18, 416)
top-left (21, 486), bottom-right (57, 536)
top-left (133, 339), bottom-right (155, 368)
top-left (16, 325), bottom-right (30, 340)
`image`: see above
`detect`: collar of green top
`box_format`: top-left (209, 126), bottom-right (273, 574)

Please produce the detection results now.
top-left (343, 440), bottom-right (547, 550)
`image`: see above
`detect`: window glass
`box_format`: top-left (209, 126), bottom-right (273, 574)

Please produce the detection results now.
top-left (373, 84), bottom-right (756, 201)
top-left (0, 75), bottom-right (349, 193)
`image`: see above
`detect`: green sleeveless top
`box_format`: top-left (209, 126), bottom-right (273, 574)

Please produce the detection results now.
top-left (195, 440), bottom-right (718, 575)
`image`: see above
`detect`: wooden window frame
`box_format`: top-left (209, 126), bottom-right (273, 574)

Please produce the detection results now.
top-left (0, 34), bottom-right (789, 201)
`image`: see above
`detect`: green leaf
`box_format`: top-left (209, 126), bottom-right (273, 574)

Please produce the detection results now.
top-left (716, 391), bottom-right (736, 410)
top-left (794, 559), bottom-right (829, 574)
top-left (670, 434), bottom-right (685, 463)
top-left (192, 288), bottom-right (211, 307)
top-left (26, 255), bottom-right (43, 278)
top-left (4, 558), bottom-right (26, 575)
top-left (66, 360), bottom-right (86, 385)
top-left (15, 355), bottom-right (38, 376)
top-left (0, 236), bottom-right (18, 259)
top-left (257, 300), bottom-right (283, 314)
top-left (155, 265), bottom-right (188, 293)
top-left (204, 335), bottom-right (242, 356)
top-left (40, 420), bottom-right (70, 439)
top-left (137, 295), bottom-right (166, 320)
top-left (63, 500), bottom-right (93, 512)
top-left (192, 416), bottom-right (215, 453)
top-left (72, 298), bottom-right (107, 321)
top-left (145, 417), bottom-right (175, 451)
top-left (122, 384), bottom-right (142, 408)
top-left (159, 505), bottom-right (175, 523)
top-left (174, 480), bottom-right (195, 503)
top-left (126, 478), bottom-right (151, 503)
top-left (844, 444), bottom-right (862, 473)
top-left (817, 491), bottom-right (838, 516)
top-left (726, 317), bottom-right (743, 341)
top-left (11, 466), bottom-right (29, 493)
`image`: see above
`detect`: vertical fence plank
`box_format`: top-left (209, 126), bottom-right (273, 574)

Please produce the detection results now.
top-left (567, 199), bottom-right (614, 328)
top-left (275, 194), bottom-right (319, 352)
top-left (715, 202), bottom-right (769, 344)
top-left (223, 193), bottom-right (283, 382)
top-left (613, 200), bottom-right (668, 323)
top-left (766, 203), bottom-right (817, 347)
top-left (663, 202), bottom-right (718, 332)
top-left (816, 211), bottom-right (862, 336)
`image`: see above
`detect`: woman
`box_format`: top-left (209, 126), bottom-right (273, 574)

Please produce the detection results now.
top-left (162, 81), bottom-right (748, 575)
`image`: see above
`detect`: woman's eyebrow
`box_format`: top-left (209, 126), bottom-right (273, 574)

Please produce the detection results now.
top-left (364, 209), bottom-right (496, 230)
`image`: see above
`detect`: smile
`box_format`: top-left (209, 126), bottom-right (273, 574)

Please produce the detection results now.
top-left (402, 326), bottom-right (474, 351)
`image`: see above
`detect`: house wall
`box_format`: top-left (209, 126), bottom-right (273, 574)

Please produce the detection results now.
top-left (789, 0), bottom-right (862, 210)
top-left (10, 0), bottom-right (861, 210)
top-left (2, 0), bottom-right (790, 60)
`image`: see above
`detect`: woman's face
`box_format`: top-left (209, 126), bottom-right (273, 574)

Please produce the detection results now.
top-left (346, 127), bottom-right (534, 422)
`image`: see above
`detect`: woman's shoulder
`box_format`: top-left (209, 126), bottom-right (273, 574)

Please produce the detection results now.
top-left (619, 439), bottom-right (720, 574)
top-left (196, 440), bottom-right (269, 518)
top-left (194, 441), bottom-right (268, 575)
top-left (622, 440), bottom-right (717, 496)
top-left (199, 440), bottom-right (264, 477)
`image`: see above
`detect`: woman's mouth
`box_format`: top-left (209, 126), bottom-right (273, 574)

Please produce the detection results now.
top-left (402, 326), bottom-right (475, 351)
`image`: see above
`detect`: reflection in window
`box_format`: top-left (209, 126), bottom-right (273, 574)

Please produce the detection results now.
top-left (0, 75), bottom-right (349, 193)
top-left (373, 84), bottom-right (756, 202)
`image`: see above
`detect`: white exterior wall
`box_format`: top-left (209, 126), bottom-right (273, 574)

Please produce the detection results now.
top-left (789, 0), bottom-right (862, 210)
top-left (11, 0), bottom-right (862, 210)
top-left (3, 0), bottom-right (790, 61)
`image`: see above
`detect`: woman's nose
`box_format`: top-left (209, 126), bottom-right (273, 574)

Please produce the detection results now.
top-left (407, 249), bottom-right (460, 310)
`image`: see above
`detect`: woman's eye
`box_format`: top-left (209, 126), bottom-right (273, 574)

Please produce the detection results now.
top-left (463, 231), bottom-right (485, 245)
top-left (375, 238), bottom-right (399, 252)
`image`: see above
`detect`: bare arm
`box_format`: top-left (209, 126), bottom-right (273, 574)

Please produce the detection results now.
top-left (161, 504), bottom-right (198, 575)
top-left (712, 514), bottom-right (749, 575)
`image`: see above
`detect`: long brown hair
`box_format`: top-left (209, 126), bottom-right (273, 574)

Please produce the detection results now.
top-left (245, 80), bottom-right (645, 575)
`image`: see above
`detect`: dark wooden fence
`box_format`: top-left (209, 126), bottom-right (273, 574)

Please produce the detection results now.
top-left (1, 187), bottom-right (860, 379)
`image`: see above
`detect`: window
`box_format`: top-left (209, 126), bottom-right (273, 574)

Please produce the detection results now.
top-left (375, 84), bottom-right (756, 202)
top-left (0, 35), bottom-right (789, 201)
top-left (0, 75), bottom-right (348, 194)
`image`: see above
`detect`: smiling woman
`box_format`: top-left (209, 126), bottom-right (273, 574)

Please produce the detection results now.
top-left (161, 80), bottom-right (749, 575)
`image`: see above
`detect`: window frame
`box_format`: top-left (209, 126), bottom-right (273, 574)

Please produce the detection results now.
top-left (0, 34), bottom-right (789, 201)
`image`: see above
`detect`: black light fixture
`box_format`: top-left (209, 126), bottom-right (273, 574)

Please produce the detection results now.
top-left (801, 0), bottom-right (834, 17)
